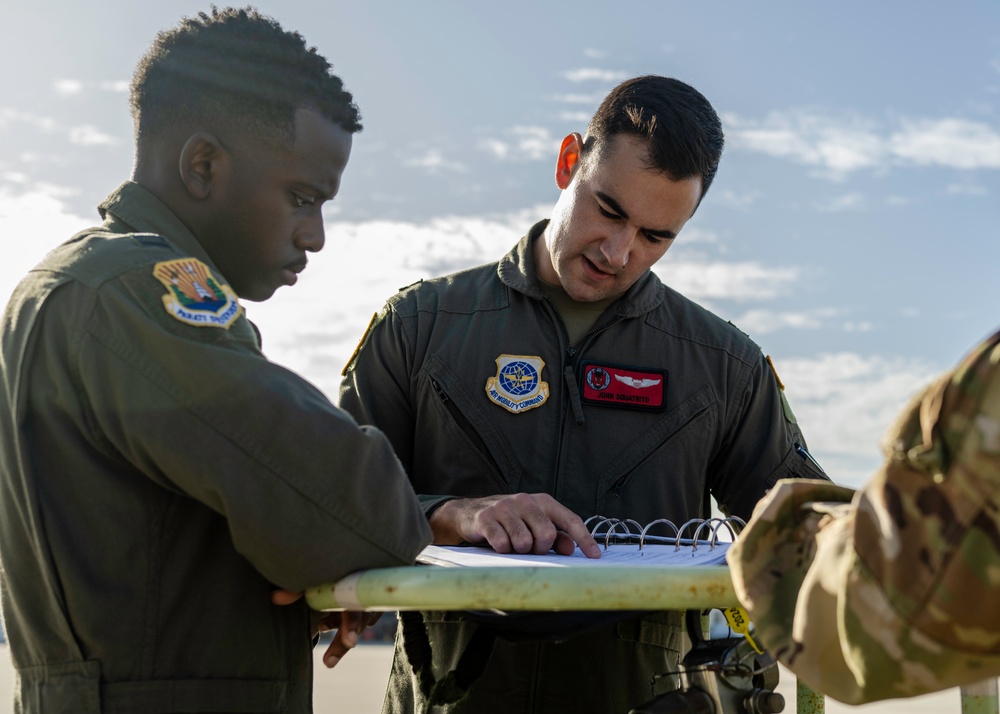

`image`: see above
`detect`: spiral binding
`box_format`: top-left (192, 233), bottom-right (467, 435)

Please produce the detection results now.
top-left (583, 515), bottom-right (747, 553)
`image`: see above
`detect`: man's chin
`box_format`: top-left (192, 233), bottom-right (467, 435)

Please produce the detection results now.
top-left (564, 282), bottom-right (616, 304)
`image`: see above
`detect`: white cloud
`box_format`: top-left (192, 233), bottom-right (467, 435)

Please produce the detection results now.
top-left (672, 226), bottom-right (719, 246)
top-left (777, 352), bottom-right (940, 486)
top-left (52, 79), bottom-right (128, 96)
top-left (814, 192), bottom-right (864, 212)
top-left (712, 189), bottom-right (762, 209)
top-left (563, 68), bottom-right (630, 83)
top-left (557, 111), bottom-right (592, 124)
top-left (402, 149), bottom-right (466, 173)
top-left (550, 92), bottom-right (605, 105)
top-left (654, 259), bottom-right (798, 301)
top-left (726, 110), bottom-right (1000, 176)
top-left (0, 186), bottom-right (92, 305)
top-left (0, 109), bottom-right (58, 133)
top-left (53, 79), bottom-right (84, 97)
top-left (69, 125), bottom-right (118, 146)
top-left (945, 182), bottom-right (988, 196)
top-left (729, 307), bottom-right (868, 335)
top-left (730, 307), bottom-right (839, 334)
top-left (889, 118), bottom-right (1000, 169)
top-left (724, 111), bottom-right (883, 178)
top-left (479, 126), bottom-right (557, 163)
top-left (583, 48), bottom-right (609, 59)
top-left (1, 108), bottom-right (119, 148)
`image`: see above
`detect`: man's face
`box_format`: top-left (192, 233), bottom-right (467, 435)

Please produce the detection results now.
top-left (536, 133), bottom-right (702, 303)
top-left (199, 107), bottom-right (352, 302)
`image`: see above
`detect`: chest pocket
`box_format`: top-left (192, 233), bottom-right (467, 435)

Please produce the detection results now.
top-left (419, 355), bottom-right (524, 494)
top-left (594, 385), bottom-right (715, 515)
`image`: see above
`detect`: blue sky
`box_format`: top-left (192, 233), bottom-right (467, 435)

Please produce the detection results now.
top-left (1, 1), bottom-right (998, 487)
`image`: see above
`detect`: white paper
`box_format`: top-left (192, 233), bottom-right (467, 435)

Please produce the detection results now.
top-left (418, 542), bottom-right (730, 568)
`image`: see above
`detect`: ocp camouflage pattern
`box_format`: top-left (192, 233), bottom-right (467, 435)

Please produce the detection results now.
top-left (728, 328), bottom-right (1000, 704)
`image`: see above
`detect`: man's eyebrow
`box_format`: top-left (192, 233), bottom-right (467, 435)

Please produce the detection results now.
top-left (595, 190), bottom-right (678, 240)
top-left (299, 181), bottom-right (337, 202)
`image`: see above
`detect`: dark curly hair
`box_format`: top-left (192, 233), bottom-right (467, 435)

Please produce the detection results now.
top-left (130, 6), bottom-right (361, 148)
top-left (584, 75), bottom-right (724, 205)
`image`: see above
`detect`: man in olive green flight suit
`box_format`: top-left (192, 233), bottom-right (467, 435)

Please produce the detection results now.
top-left (0, 9), bottom-right (430, 714)
top-left (341, 75), bottom-right (827, 713)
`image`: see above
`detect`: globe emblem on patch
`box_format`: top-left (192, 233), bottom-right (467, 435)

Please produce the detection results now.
top-left (498, 360), bottom-right (538, 396)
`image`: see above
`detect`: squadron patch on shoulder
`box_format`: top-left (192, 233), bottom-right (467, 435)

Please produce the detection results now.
top-left (485, 354), bottom-right (549, 414)
top-left (580, 361), bottom-right (667, 411)
top-left (153, 258), bottom-right (242, 329)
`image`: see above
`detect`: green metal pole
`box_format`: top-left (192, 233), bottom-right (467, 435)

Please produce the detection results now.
top-left (306, 565), bottom-right (737, 612)
top-left (797, 679), bottom-right (825, 714)
top-left (961, 678), bottom-right (999, 714)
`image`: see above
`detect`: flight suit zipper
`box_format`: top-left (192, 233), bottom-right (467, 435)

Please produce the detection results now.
top-left (430, 377), bottom-right (508, 487)
top-left (541, 293), bottom-right (624, 501)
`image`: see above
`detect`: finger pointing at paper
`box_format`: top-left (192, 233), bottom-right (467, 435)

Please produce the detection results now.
top-left (428, 493), bottom-right (602, 559)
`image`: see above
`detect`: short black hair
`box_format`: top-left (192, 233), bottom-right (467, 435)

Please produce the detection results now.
top-left (130, 6), bottom-right (362, 148)
top-left (584, 75), bottom-right (724, 202)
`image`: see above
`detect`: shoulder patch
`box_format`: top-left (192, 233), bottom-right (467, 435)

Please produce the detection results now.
top-left (485, 354), bottom-right (549, 414)
top-left (153, 258), bottom-right (242, 329)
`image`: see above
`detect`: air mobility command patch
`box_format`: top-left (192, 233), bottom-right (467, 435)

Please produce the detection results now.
top-left (153, 258), bottom-right (242, 329)
top-left (485, 354), bottom-right (549, 414)
top-left (580, 361), bottom-right (667, 411)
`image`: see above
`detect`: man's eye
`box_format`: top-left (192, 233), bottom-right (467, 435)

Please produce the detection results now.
top-left (291, 193), bottom-right (315, 208)
top-left (597, 205), bottom-right (620, 220)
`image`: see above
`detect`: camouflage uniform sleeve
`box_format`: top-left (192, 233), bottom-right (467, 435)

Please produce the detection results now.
top-left (727, 329), bottom-right (1000, 704)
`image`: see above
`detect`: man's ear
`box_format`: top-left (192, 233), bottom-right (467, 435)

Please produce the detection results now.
top-left (178, 132), bottom-right (228, 201)
top-left (555, 132), bottom-right (583, 190)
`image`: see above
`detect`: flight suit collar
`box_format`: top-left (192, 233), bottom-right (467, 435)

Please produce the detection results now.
top-left (497, 218), bottom-right (667, 319)
top-left (97, 181), bottom-right (218, 271)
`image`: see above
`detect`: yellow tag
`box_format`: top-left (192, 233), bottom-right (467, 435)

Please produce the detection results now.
top-left (342, 311), bottom-right (382, 376)
top-left (765, 355), bottom-right (785, 391)
top-left (723, 607), bottom-right (763, 654)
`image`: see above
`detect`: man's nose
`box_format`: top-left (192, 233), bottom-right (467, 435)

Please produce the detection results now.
top-left (600, 224), bottom-right (636, 269)
top-left (296, 214), bottom-right (326, 253)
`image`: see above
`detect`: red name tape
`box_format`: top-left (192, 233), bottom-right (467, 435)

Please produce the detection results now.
top-left (580, 362), bottom-right (667, 411)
